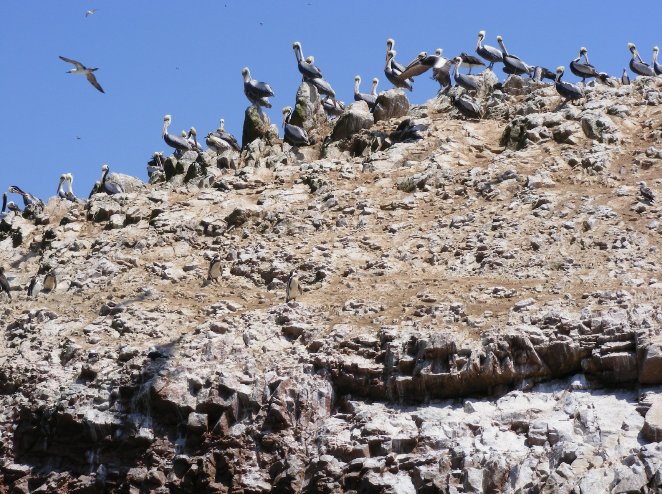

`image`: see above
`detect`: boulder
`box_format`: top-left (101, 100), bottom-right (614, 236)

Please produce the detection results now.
top-left (330, 101), bottom-right (373, 141)
top-left (289, 81), bottom-right (328, 141)
top-left (373, 89), bottom-right (409, 123)
top-left (242, 106), bottom-right (279, 148)
top-left (643, 399), bottom-right (662, 442)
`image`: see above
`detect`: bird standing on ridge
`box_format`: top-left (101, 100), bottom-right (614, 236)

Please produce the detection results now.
top-left (282, 107), bottom-right (310, 146)
top-left (353, 76), bottom-right (378, 110)
top-left (286, 270), bottom-right (302, 303)
top-left (639, 181), bottom-right (655, 203)
top-left (627, 43), bottom-right (656, 77)
top-left (57, 174), bottom-right (68, 199)
top-left (459, 53), bottom-right (485, 74)
top-left (207, 119), bottom-right (241, 152)
top-left (208, 254), bottom-right (222, 283)
top-left (569, 47), bottom-right (607, 84)
top-left (162, 115), bottom-right (192, 155)
top-left (653, 47), bottom-right (662, 75)
top-left (554, 66), bottom-right (584, 105)
top-left (496, 36), bottom-right (531, 77)
top-left (431, 49), bottom-right (452, 92)
top-left (452, 57), bottom-right (479, 93)
top-left (0, 267), bottom-right (11, 300)
top-left (451, 94), bottom-right (481, 120)
top-left (242, 67), bottom-right (275, 109)
top-left (97, 164), bottom-right (142, 195)
top-left (59, 56), bottom-right (105, 93)
top-left (475, 31), bottom-right (503, 69)
top-left (384, 40), bottom-right (413, 91)
top-left (621, 69), bottom-right (630, 85)
top-left (8, 186), bottom-right (44, 210)
top-left (292, 42), bottom-right (323, 80)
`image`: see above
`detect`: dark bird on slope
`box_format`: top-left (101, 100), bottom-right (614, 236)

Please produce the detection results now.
top-left (496, 36), bottom-right (531, 77)
top-left (43, 271), bottom-right (57, 292)
top-left (304, 58), bottom-right (336, 98)
top-left (431, 49), bottom-right (452, 92)
top-left (8, 185), bottom-right (44, 210)
top-left (451, 94), bottom-right (481, 120)
top-left (459, 52), bottom-right (485, 74)
top-left (1, 193), bottom-right (20, 219)
top-left (398, 50), bottom-right (442, 81)
top-left (27, 276), bottom-right (37, 297)
top-left (555, 66), bottom-right (584, 104)
top-left (242, 67), bottom-right (275, 108)
top-left (322, 97), bottom-right (345, 118)
top-left (475, 31), bottom-right (503, 69)
top-left (353, 75), bottom-right (378, 110)
top-left (162, 115), bottom-right (192, 155)
top-left (532, 66), bottom-right (556, 82)
top-left (627, 43), bottom-right (656, 77)
top-left (621, 69), bottom-right (630, 85)
top-left (0, 267), bottom-right (11, 300)
top-left (286, 270), bottom-right (302, 303)
top-left (208, 254), bottom-right (222, 283)
top-left (653, 47), bottom-right (662, 76)
top-left (569, 47), bottom-right (608, 84)
top-left (97, 164), bottom-right (143, 195)
top-left (59, 56), bottom-right (105, 93)
top-left (452, 57), bottom-right (479, 93)
top-left (186, 127), bottom-right (203, 152)
top-left (282, 107), bottom-right (310, 146)
top-left (292, 42), bottom-right (323, 80)
top-left (384, 45), bottom-right (413, 91)
top-left (639, 181), bottom-right (655, 203)
top-left (207, 119), bottom-right (241, 152)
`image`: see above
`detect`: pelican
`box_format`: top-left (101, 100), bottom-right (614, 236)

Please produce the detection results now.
top-left (187, 127), bottom-right (203, 152)
top-left (569, 47), bottom-right (608, 84)
top-left (354, 75), bottom-right (378, 110)
top-left (57, 174), bottom-right (68, 199)
top-left (555, 66), bottom-right (584, 105)
top-left (206, 119), bottom-right (241, 152)
top-left (303, 58), bottom-right (336, 98)
top-left (322, 97), bottom-right (345, 118)
top-left (0, 267), bottom-right (10, 300)
top-left (452, 57), bottom-right (479, 92)
top-left (532, 66), bottom-right (556, 82)
top-left (242, 67), bottom-right (275, 108)
top-left (58, 56), bottom-right (105, 93)
top-left (628, 43), bottom-right (656, 77)
top-left (476, 31), bottom-right (503, 69)
top-left (384, 49), bottom-right (413, 91)
top-left (27, 276), bottom-right (37, 297)
top-left (452, 94), bottom-right (481, 119)
top-left (399, 50), bottom-right (442, 81)
top-left (162, 115), bottom-right (192, 154)
top-left (282, 107), bottom-right (310, 146)
top-left (2, 193), bottom-right (20, 218)
top-left (385, 39), bottom-right (407, 73)
top-left (496, 36), bottom-right (531, 77)
top-left (99, 164), bottom-right (142, 195)
top-left (293, 42), bottom-right (323, 80)
top-left (432, 49), bottom-right (452, 92)
top-left (8, 186), bottom-right (44, 209)
top-left (653, 47), bottom-right (662, 75)
top-left (147, 152), bottom-right (164, 176)
top-left (621, 69), bottom-right (630, 85)
top-left (639, 181), bottom-right (655, 203)
top-left (459, 53), bottom-right (485, 74)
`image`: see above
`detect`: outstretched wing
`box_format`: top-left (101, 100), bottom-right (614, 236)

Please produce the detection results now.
top-left (86, 72), bottom-right (105, 93)
top-left (59, 55), bottom-right (85, 71)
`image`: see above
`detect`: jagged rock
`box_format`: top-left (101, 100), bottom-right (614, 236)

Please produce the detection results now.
top-left (373, 89), bottom-right (410, 123)
top-left (643, 399), bottom-right (662, 442)
top-left (242, 106), bottom-right (279, 148)
top-left (288, 81), bottom-right (328, 142)
top-left (329, 101), bottom-right (374, 141)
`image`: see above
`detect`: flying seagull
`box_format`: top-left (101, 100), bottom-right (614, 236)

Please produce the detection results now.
top-left (85, 9), bottom-right (98, 17)
top-left (59, 56), bottom-right (105, 93)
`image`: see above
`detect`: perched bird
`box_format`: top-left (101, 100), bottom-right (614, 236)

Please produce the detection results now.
top-left (187, 127), bottom-right (203, 152)
top-left (653, 47), bottom-right (662, 76)
top-left (459, 52), bottom-right (485, 74)
top-left (84, 9), bottom-right (98, 17)
top-left (27, 276), bottom-right (37, 297)
top-left (242, 67), bottom-right (275, 108)
top-left (451, 94), bottom-right (481, 120)
top-left (206, 118), bottom-right (241, 152)
top-left (286, 270), bottom-right (302, 303)
top-left (475, 31), bottom-right (503, 69)
top-left (59, 56), bottom-right (105, 93)
top-left (532, 66), bottom-right (556, 82)
top-left (569, 47), bottom-right (608, 84)
top-left (162, 115), bottom-right (192, 155)
top-left (384, 48), bottom-right (413, 91)
top-left (353, 75), bottom-right (378, 110)
top-left (292, 42), bottom-right (323, 79)
top-left (304, 59), bottom-right (336, 98)
top-left (57, 174), bottom-right (68, 199)
top-left (207, 254), bottom-right (222, 283)
top-left (627, 43), bottom-right (656, 77)
top-left (8, 186), bottom-right (44, 210)
top-left (431, 49), bottom-right (452, 92)
top-left (621, 68), bottom-right (630, 85)
top-left (282, 107), bottom-right (310, 146)
top-left (98, 164), bottom-right (142, 195)
top-left (0, 267), bottom-right (11, 300)
top-left (452, 57), bottom-right (479, 92)
top-left (322, 97), bottom-right (345, 118)
top-left (496, 36), bottom-right (531, 77)
top-left (147, 152), bottom-right (164, 177)
top-left (43, 271), bottom-right (57, 292)
top-left (555, 66), bottom-right (584, 105)
top-left (1, 193), bottom-right (20, 218)
top-left (639, 181), bottom-right (655, 203)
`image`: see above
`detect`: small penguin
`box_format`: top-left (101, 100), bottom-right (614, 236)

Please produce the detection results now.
top-left (639, 181), bottom-right (655, 203)
top-left (286, 270), bottom-right (302, 303)
top-left (0, 267), bottom-right (11, 300)
top-left (207, 254), bottom-right (222, 283)
top-left (43, 271), bottom-right (57, 292)
top-left (27, 276), bottom-right (37, 297)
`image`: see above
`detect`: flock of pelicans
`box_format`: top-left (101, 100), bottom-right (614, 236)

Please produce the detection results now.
top-left (1, 32), bottom-right (661, 302)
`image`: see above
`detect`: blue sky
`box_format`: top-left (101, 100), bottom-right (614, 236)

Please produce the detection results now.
top-left (1, 0), bottom-right (661, 202)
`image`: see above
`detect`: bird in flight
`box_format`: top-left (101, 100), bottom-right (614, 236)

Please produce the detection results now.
top-left (59, 56), bottom-right (105, 93)
top-left (84, 9), bottom-right (98, 17)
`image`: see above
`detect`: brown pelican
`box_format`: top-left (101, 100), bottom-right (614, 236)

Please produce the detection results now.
top-left (555, 66), bottom-right (584, 105)
top-left (476, 31), bottom-right (503, 69)
top-left (242, 67), bottom-right (274, 108)
top-left (304, 57), bottom-right (336, 98)
top-left (384, 48), bottom-right (413, 91)
top-left (84, 9), bottom-right (98, 17)
top-left (653, 47), bottom-right (662, 75)
top-left (432, 49), bottom-right (452, 92)
top-left (2, 193), bottom-right (20, 218)
top-left (282, 107), bottom-right (310, 146)
top-left (293, 42), bottom-right (323, 80)
top-left (399, 50), bottom-right (443, 81)
top-left (43, 271), bottom-right (57, 292)
top-left (64, 173), bottom-right (77, 201)
top-left (628, 43), bottom-right (656, 77)
top-left (0, 267), bottom-right (10, 300)
top-left (99, 164), bottom-right (142, 195)
top-left (452, 57), bottom-right (478, 92)
top-left (57, 174), bottom-right (68, 199)
top-left (459, 53), bottom-right (485, 74)
top-left (621, 69), bottom-right (630, 85)
top-left (532, 66), bottom-right (556, 82)
top-left (451, 94), bottom-right (481, 120)
top-left (187, 127), bottom-right (203, 152)
top-left (208, 254), bottom-right (222, 283)
top-left (59, 56), bottom-right (105, 93)
top-left (639, 181), bottom-right (655, 203)
top-left (147, 152), bottom-right (164, 177)
top-left (206, 119), bottom-right (241, 152)
top-left (385, 39), bottom-right (407, 73)
top-left (569, 47), bottom-right (608, 83)
top-left (8, 186), bottom-right (44, 209)
top-left (162, 115), bottom-right (192, 154)
top-left (496, 36), bottom-right (531, 77)
top-left (286, 270), bottom-right (302, 302)
top-left (322, 97), bottom-right (345, 118)
top-left (353, 76), bottom-right (378, 110)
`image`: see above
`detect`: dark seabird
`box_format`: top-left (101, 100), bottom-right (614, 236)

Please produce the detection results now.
top-left (432, 49), bottom-right (452, 92)
top-left (385, 39), bottom-right (407, 73)
top-left (353, 75), bottom-right (378, 110)
top-left (452, 57), bottom-right (479, 92)
top-left (59, 56), bottom-right (105, 93)
top-left (304, 58), bottom-right (336, 98)
top-left (162, 115), bottom-right (192, 154)
top-left (282, 107), bottom-right (310, 146)
top-left (57, 174), bottom-right (68, 199)
top-left (0, 267), bottom-right (11, 300)
top-left (292, 42), bottom-right (323, 79)
top-left (286, 270), bottom-right (302, 303)
top-left (242, 67), bottom-right (275, 108)
top-left (621, 69), bottom-right (630, 85)
top-left (208, 254), bottom-right (222, 283)
top-left (476, 31), bottom-right (503, 69)
top-left (64, 173), bottom-right (77, 201)
top-left (555, 66), bottom-right (584, 104)
top-left (322, 97), bottom-right (345, 118)
top-left (628, 43), bottom-right (656, 77)
top-left (186, 127), bottom-right (203, 152)
top-left (398, 50), bottom-right (442, 81)
top-left (459, 52), bottom-right (485, 74)
top-left (27, 276), bottom-right (37, 297)
top-left (384, 49), bottom-right (413, 91)
top-left (653, 47), bottom-right (662, 76)
top-left (569, 47), bottom-right (608, 84)
top-left (207, 119), bottom-right (241, 152)
top-left (532, 66), bottom-right (556, 82)
top-left (43, 271), bottom-right (57, 292)
top-left (639, 181), bottom-right (655, 203)
top-left (8, 185), bottom-right (44, 210)
top-left (98, 164), bottom-right (142, 195)
top-left (2, 193), bottom-right (20, 218)
top-left (451, 94), bottom-right (481, 120)
top-left (496, 36), bottom-right (531, 77)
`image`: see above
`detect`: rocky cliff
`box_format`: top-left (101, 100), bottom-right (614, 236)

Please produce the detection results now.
top-left (2, 76), bottom-right (662, 493)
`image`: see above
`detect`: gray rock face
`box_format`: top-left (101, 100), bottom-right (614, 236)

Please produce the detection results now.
top-left (373, 89), bottom-right (410, 123)
top-left (288, 81), bottom-right (328, 142)
top-left (329, 101), bottom-right (374, 141)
